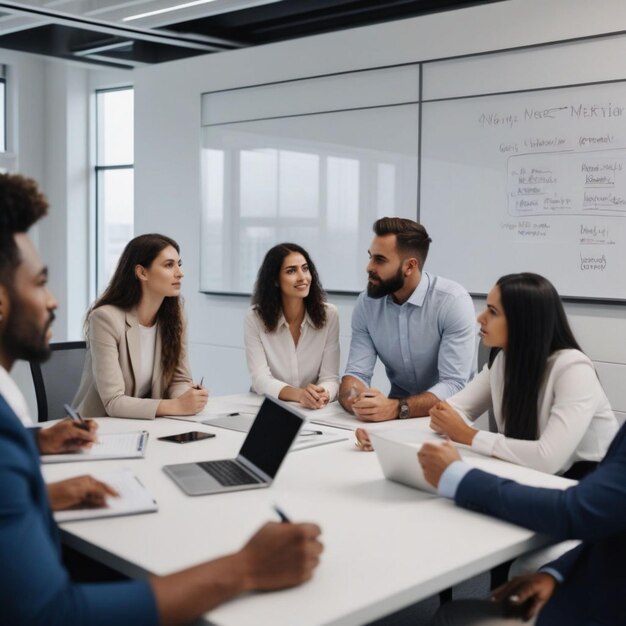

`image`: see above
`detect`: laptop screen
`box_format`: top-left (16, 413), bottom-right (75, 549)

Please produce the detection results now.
top-left (239, 398), bottom-right (303, 478)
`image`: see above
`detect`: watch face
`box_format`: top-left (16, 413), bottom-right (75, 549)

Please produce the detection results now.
top-left (399, 401), bottom-right (410, 419)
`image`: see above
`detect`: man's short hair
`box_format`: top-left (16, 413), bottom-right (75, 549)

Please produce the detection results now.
top-left (373, 217), bottom-right (432, 269)
top-left (0, 174), bottom-right (48, 288)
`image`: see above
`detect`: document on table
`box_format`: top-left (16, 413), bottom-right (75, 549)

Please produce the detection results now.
top-left (41, 431), bottom-right (149, 463)
top-left (53, 468), bottom-right (158, 523)
top-left (291, 430), bottom-right (349, 451)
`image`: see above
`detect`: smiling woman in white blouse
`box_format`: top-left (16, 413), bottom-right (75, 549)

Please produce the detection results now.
top-left (244, 243), bottom-right (340, 410)
top-left (428, 272), bottom-right (618, 479)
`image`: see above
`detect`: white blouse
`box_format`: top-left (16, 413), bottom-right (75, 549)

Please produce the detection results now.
top-left (136, 323), bottom-right (157, 399)
top-left (448, 349), bottom-right (618, 474)
top-left (244, 303), bottom-right (340, 401)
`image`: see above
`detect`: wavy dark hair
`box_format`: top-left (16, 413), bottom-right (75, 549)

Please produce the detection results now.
top-left (252, 243), bottom-right (327, 332)
top-left (497, 273), bottom-right (582, 441)
top-left (87, 234), bottom-right (183, 388)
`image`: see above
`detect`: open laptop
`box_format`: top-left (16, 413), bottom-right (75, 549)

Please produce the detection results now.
top-left (163, 396), bottom-right (304, 496)
top-left (369, 432), bottom-right (437, 494)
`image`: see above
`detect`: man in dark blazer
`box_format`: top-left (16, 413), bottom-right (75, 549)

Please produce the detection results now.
top-left (417, 428), bottom-right (626, 625)
top-left (0, 173), bottom-right (323, 625)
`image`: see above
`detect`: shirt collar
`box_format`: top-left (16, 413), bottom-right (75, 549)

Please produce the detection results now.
top-left (277, 309), bottom-right (314, 330)
top-left (387, 271), bottom-right (431, 308)
top-left (0, 364), bottom-right (33, 426)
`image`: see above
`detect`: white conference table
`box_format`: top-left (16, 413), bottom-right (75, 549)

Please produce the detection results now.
top-left (41, 396), bottom-right (574, 626)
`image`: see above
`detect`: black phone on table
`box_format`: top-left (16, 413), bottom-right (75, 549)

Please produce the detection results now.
top-left (158, 431), bottom-right (216, 444)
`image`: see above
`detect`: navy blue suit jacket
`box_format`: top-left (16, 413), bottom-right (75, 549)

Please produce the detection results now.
top-left (456, 422), bottom-right (626, 626)
top-left (0, 394), bottom-right (158, 626)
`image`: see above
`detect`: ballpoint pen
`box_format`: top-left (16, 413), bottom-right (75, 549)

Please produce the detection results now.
top-left (273, 504), bottom-right (291, 523)
top-left (300, 429), bottom-right (323, 436)
top-left (63, 403), bottom-right (90, 432)
top-left (195, 376), bottom-right (204, 389)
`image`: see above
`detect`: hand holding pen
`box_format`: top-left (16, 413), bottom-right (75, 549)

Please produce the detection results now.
top-left (36, 405), bottom-right (98, 455)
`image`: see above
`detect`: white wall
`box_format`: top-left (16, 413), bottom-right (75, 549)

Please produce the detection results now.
top-left (133, 0), bottom-right (626, 423)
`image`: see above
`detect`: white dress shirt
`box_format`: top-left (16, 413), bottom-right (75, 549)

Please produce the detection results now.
top-left (0, 364), bottom-right (32, 426)
top-left (448, 349), bottom-right (618, 474)
top-left (244, 303), bottom-right (340, 401)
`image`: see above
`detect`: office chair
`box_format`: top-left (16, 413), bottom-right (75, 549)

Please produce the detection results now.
top-left (29, 341), bottom-right (87, 422)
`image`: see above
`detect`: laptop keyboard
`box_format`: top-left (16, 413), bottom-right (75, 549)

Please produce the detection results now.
top-left (198, 460), bottom-right (262, 486)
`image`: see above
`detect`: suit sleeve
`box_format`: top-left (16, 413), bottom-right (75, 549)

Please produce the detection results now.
top-left (0, 449), bottom-right (158, 625)
top-left (88, 308), bottom-right (160, 419)
top-left (455, 435), bottom-right (626, 542)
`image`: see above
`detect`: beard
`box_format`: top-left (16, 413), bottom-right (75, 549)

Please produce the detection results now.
top-left (367, 266), bottom-right (405, 299)
top-left (3, 299), bottom-right (54, 363)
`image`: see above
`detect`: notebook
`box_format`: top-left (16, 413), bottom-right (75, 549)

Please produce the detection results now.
top-left (163, 396), bottom-right (303, 496)
top-left (41, 431), bottom-right (149, 463)
top-left (369, 432), bottom-right (438, 494)
top-left (53, 468), bottom-right (158, 522)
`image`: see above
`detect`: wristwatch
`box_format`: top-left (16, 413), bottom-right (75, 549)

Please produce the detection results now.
top-left (398, 398), bottom-right (410, 420)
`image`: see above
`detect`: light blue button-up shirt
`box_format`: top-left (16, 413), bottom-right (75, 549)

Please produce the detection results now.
top-left (344, 272), bottom-right (477, 399)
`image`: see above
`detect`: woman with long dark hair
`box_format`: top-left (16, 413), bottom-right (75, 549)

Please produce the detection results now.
top-left (244, 243), bottom-right (339, 409)
top-left (73, 234), bottom-right (208, 418)
top-left (427, 272), bottom-right (618, 478)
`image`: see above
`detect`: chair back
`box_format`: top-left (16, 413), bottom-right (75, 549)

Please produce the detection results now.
top-left (29, 341), bottom-right (87, 421)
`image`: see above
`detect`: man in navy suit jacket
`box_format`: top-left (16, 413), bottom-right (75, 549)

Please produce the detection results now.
top-left (0, 173), bottom-right (323, 625)
top-left (418, 426), bottom-right (626, 625)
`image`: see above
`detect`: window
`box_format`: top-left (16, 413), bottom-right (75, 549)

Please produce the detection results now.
top-left (95, 87), bottom-right (134, 292)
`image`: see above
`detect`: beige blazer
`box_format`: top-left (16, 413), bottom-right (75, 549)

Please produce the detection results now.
top-left (73, 305), bottom-right (193, 419)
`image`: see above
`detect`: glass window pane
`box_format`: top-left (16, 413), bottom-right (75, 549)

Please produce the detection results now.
top-left (97, 168), bottom-right (134, 288)
top-left (97, 89), bottom-right (134, 165)
top-left (278, 150), bottom-right (319, 217)
top-left (0, 81), bottom-right (6, 152)
top-left (240, 149), bottom-right (278, 217)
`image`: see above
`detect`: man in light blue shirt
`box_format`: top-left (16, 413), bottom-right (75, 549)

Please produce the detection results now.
top-left (340, 217), bottom-right (476, 422)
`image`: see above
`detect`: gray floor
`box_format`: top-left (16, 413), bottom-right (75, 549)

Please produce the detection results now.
top-left (366, 571), bottom-right (491, 626)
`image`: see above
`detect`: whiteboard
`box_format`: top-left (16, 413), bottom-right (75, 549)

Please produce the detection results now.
top-left (200, 103), bottom-right (419, 294)
top-left (421, 81), bottom-right (626, 300)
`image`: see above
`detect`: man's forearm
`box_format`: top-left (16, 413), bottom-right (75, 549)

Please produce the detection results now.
top-left (406, 391), bottom-right (439, 417)
top-left (338, 376), bottom-right (366, 413)
top-left (151, 552), bottom-right (248, 626)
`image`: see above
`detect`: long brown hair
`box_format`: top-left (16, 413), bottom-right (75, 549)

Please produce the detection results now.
top-left (87, 234), bottom-right (183, 387)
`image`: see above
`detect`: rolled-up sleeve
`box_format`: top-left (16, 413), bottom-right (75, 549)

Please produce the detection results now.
top-left (344, 296), bottom-right (377, 388)
top-left (428, 292), bottom-right (477, 400)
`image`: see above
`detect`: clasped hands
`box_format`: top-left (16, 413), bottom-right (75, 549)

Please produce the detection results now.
top-left (428, 400), bottom-right (478, 446)
top-left (298, 384), bottom-right (330, 410)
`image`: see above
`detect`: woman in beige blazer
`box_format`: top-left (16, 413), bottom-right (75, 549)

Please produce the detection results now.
top-left (73, 234), bottom-right (208, 419)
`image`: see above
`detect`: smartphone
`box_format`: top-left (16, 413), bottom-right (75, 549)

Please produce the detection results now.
top-left (158, 431), bottom-right (216, 444)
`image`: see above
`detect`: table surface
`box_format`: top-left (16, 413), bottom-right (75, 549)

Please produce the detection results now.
top-left (41, 395), bottom-right (574, 626)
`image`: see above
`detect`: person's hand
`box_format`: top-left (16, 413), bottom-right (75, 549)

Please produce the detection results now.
top-left (299, 384), bottom-right (330, 410)
top-left (47, 475), bottom-right (119, 511)
top-left (352, 389), bottom-right (399, 422)
top-left (37, 418), bottom-right (98, 454)
top-left (417, 440), bottom-right (462, 488)
top-left (491, 572), bottom-right (558, 620)
top-left (175, 386), bottom-right (209, 415)
top-left (239, 521), bottom-right (323, 590)
top-left (429, 401), bottom-right (478, 445)
top-left (354, 428), bottom-right (374, 452)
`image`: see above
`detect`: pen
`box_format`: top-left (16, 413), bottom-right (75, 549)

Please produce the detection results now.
top-left (228, 412), bottom-right (240, 417)
top-left (195, 376), bottom-right (204, 390)
top-left (63, 403), bottom-right (90, 432)
top-left (300, 429), bottom-right (323, 436)
top-left (273, 504), bottom-right (291, 523)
